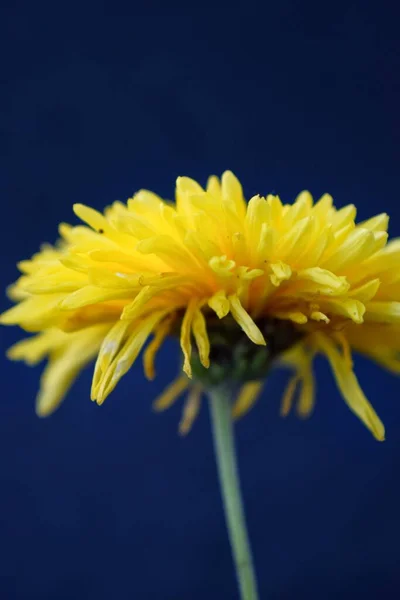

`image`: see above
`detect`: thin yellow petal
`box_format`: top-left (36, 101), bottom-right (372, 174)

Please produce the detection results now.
top-left (176, 176), bottom-right (204, 221)
top-left (73, 203), bottom-right (109, 233)
top-left (208, 290), bottom-right (230, 319)
top-left (274, 311), bottom-right (308, 325)
top-left (229, 295), bottom-right (266, 345)
top-left (36, 356), bottom-right (80, 416)
top-left (322, 298), bottom-right (365, 324)
top-left (270, 261), bottom-right (292, 286)
top-left (296, 367), bottom-right (315, 418)
top-left (310, 311), bottom-right (330, 323)
top-left (348, 279), bottom-right (380, 302)
top-left (280, 376), bottom-right (299, 417)
top-left (91, 320), bottom-right (132, 398)
top-left (179, 385), bottom-right (202, 435)
top-left (209, 255), bottom-right (236, 277)
top-left (358, 213), bottom-right (389, 232)
top-left (297, 267), bottom-right (349, 294)
top-left (192, 309), bottom-right (210, 368)
top-left (206, 175), bottom-right (221, 198)
top-left (7, 332), bottom-right (56, 366)
top-left (61, 286), bottom-right (134, 310)
top-left (88, 269), bottom-right (146, 289)
top-left (36, 326), bottom-right (107, 416)
top-left (364, 350), bottom-right (400, 375)
top-left (95, 311), bottom-right (168, 404)
top-left (143, 316), bottom-right (174, 380)
top-left (153, 376), bottom-right (190, 411)
top-left (316, 334), bottom-right (385, 441)
top-left (365, 301), bottom-right (400, 323)
top-left (221, 171), bottom-right (246, 218)
top-left (0, 295), bottom-right (64, 326)
top-left (180, 300), bottom-right (198, 377)
top-left (313, 193), bottom-right (333, 218)
top-left (232, 381), bottom-right (263, 419)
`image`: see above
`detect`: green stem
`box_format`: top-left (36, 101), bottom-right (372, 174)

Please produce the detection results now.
top-left (208, 387), bottom-right (260, 600)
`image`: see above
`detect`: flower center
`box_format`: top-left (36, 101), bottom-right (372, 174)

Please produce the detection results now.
top-left (190, 316), bottom-right (305, 388)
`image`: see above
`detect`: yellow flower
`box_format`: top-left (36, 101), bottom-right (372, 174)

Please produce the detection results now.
top-left (1, 171), bottom-right (399, 440)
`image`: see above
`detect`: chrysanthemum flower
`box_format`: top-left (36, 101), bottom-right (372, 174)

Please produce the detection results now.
top-left (2, 171), bottom-right (399, 441)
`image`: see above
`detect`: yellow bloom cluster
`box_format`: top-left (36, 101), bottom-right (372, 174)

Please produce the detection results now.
top-left (2, 171), bottom-right (399, 440)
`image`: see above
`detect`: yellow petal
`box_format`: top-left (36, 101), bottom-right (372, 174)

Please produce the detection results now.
top-left (297, 267), bottom-right (349, 294)
top-left (313, 193), bottom-right (333, 219)
top-left (153, 376), bottom-right (190, 411)
top-left (179, 385), bottom-right (202, 435)
top-left (228, 295), bottom-right (266, 345)
top-left (296, 366), bottom-right (315, 418)
top-left (310, 311), bottom-right (330, 323)
top-left (209, 255), bottom-right (236, 277)
top-left (358, 213), bottom-right (389, 232)
top-left (266, 194), bottom-right (283, 226)
top-left (206, 175), bottom-right (221, 198)
top-left (192, 309), bottom-right (210, 368)
top-left (256, 223), bottom-right (276, 262)
top-left (136, 235), bottom-right (194, 271)
top-left (364, 301), bottom-right (400, 323)
top-left (208, 290), bottom-right (230, 318)
top-left (232, 381), bottom-right (263, 419)
top-left (331, 204), bottom-right (356, 231)
top-left (270, 261), bottom-right (292, 286)
top-left (143, 316), bottom-right (174, 380)
top-left (322, 229), bottom-right (375, 272)
top-left (348, 279), bottom-right (380, 302)
top-left (36, 356), bottom-right (80, 416)
top-left (91, 320), bottom-right (132, 398)
top-left (274, 311), bottom-right (308, 324)
top-left (245, 195), bottom-right (268, 244)
top-left (316, 334), bottom-right (385, 441)
top-left (0, 295), bottom-right (65, 327)
top-left (88, 269), bottom-right (146, 289)
top-left (121, 276), bottom-right (187, 321)
top-left (73, 204), bottom-right (109, 233)
top-left (364, 350), bottom-right (400, 375)
top-left (180, 300), bottom-right (198, 377)
top-left (322, 298), bottom-right (365, 324)
top-left (7, 331), bottom-right (59, 365)
top-left (280, 376), bottom-right (299, 417)
top-left (20, 272), bottom-right (85, 295)
top-left (176, 176), bottom-right (204, 221)
top-left (221, 171), bottom-right (246, 218)
top-left (36, 325), bottom-right (107, 416)
top-left (95, 311), bottom-right (168, 404)
top-left (61, 286), bottom-right (134, 310)
top-left (276, 216), bottom-right (313, 259)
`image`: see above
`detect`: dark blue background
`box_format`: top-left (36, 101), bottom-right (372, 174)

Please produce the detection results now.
top-left (1, 2), bottom-right (400, 599)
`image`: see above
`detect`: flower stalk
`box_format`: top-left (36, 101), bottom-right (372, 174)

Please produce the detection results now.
top-left (209, 386), bottom-right (259, 600)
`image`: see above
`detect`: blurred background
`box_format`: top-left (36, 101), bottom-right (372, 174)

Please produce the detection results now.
top-left (1, 2), bottom-right (400, 599)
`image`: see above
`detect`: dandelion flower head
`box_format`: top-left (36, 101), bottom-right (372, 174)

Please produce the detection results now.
top-left (2, 171), bottom-right (399, 440)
